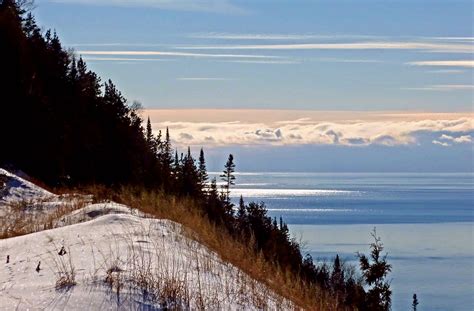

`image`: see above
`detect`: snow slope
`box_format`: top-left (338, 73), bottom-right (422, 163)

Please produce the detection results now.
top-left (0, 171), bottom-right (292, 310)
top-left (0, 168), bottom-right (55, 204)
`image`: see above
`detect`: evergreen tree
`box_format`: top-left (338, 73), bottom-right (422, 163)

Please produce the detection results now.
top-left (145, 117), bottom-right (156, 154)
top-left (180, 147), bottom-right (200, 196)
top-left (220, 154), bottom-right (236, 207)
top-left (198, 148), bottom-right (208, 189)
top-left (155, 130), bottom-right (162, 159)
top-left (331, 254), bottom-right (345, 296)
top-left (237, 195), bottom-right (246, 219)
top-left (412, 294), bottom-right (419, 311)
top-left (358, 228), bottom-right (392, 311)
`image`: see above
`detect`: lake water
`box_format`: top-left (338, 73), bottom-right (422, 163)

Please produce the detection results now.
top-left (210, 172), bottom-right (474, 311)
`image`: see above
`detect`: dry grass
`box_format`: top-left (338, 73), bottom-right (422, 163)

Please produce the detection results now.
top-left (0, 196), bottom-right (88, 239)
top-left (0, 182), bottom-right (342, 309)
top-left (82, 187), bottom-right (340, 310)
top-left (67, 220), bottom-right (286, 309)
top-left (50, 246), bottom-right (77, 289)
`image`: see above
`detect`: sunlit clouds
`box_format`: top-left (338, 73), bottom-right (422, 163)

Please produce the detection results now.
top-left (143, 110), bottom-right (474, 148)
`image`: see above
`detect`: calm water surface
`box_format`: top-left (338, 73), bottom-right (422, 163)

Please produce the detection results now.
top-left (209, 172), bottom-right (474, 311)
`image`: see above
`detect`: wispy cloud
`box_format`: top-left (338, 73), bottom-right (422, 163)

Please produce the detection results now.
top-left (144, 110), bottom-right (474, 147)
top-left (313, 57), bottom-right (383, 63)
top-left (70, 43), bottom-right (167, 47)
top-left (432, 140), bottom-right (450, 147)
top-left (439, 134), bottom-right (472, 143)
top-left (178, 41), bottom-right (473, 53)
top-left (177, 77), bottom-right (233, 81)
top-left (430, 37), bottom-right (474, 42)
top-left (49, 0), bottom-right (247, 14)
top-left (191, 33), bottom-right (474, 43)
top-left (403, 84), bottom-right (474, 91)
top-left (188, 33), bottom-right (381, 41)
top-left (83, 57), bottom-right (174, 62)
top-left (408, 60), bottom-right (474, 68)
top-left (427, 69), bottom-right (465, 74)
top-left (220, 59), bottom-right (300, 65)
top-left (78, 50), bottom-right (282, 60)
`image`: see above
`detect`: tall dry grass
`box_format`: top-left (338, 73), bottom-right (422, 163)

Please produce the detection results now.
top-left (1, 183), bottom-right (346, 310)
top-left (83, 186), bottom-right (341, 310)
top-left (0, 196), bottom-right (88, 239)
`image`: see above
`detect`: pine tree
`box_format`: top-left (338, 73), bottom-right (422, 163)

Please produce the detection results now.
top-left (358, 228), bottom-right (392, 311)
top-left (220, 154), bottom-right (236, 207)
top-left (155, 130), bottom-right (162, 159)
top-left (237, 195), bottom-right (246, 219)
top-left (172, 150), bottom-right (181, 182)
top-left (179, 147), bottom-right (199, 195)
top-left (198, 148), bottom-right (208, 189)
top-left (209, 178), bottom-right (219, 200)
top-left (331, 254), bottom-right (345, 295)
top-left (145, 117), bottom-right (157, 155)
top-left (68, 56), bottom-right (78, 83)
top-left (158, 127), bottom-right (173, 189)
top-left (412, 294), bottom-right (419, 311)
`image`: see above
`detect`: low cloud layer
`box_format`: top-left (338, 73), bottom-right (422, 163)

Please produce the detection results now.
top-left (144, 110), bottom-right (474, 148)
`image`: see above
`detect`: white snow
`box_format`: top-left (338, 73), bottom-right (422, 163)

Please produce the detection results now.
top-left (0, 168), bottom-right (55, 204)
top-left (0, 170), bottom-right (292, 310)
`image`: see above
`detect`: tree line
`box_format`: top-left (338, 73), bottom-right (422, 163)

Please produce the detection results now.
top-left (0, 1), bottom-right (393, 309)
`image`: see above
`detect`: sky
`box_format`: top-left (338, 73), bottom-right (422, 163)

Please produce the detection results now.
top-left (34, 0), bottom-right (473, 172)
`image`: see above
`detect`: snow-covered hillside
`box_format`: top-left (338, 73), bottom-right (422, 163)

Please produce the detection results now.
top-left (0, 170), bottom-right (292, 310)
top-left (0, 168), bottom-right (55, 204)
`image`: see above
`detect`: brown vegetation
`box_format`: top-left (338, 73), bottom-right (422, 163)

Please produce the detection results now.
top-left (83, 186), bottom-right (341, 310)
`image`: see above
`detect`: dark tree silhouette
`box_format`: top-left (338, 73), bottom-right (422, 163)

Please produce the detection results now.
top-left (198, 148), bottom-right (208, 189)
top-left (220, 154), bottom-right (236, 208)
top-left (331, 254), bottom-right (345, 296)
top-left (146, 116), bottom-right (157, 155)
top-left (358, 228), bottom-right (392, 311)
top-left (412, 293), bottom-right (419, 311)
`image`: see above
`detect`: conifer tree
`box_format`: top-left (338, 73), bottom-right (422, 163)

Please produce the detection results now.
top-left (159, 127), bottom-right (173, 188)
top-left (180, 147), bottom-right (199, 195)
top-left (412, 294), bottom-right (419, 311)
top-left (198, 148), bottom-right (208, 188)
top-left (331, 254), bottom-right (345, 295)
top-left (155, 130), bottom-right (162, 159)
top-left (220, 154), bottom-right (236, 207)
top-left (237, 195), bottom-right (246, 219)
top-left (164, 127), bottom-right (172, 160)
top-left (358, 228), bottom-right (392, 311)
top-left (146, 117), bottom-right (156, 154)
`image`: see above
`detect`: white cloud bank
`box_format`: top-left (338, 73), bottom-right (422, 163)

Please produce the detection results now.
top-left (144, 110), bottom-right (474, 147)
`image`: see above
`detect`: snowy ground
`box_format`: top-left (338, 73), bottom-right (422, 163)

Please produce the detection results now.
top-left (0, 168), bottom-right (56, 204)
top-left (0, 169), bottom-right (292, 310)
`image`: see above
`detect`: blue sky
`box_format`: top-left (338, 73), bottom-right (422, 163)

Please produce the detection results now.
top-left (35, 0), bottom-right (473, 110)
top-left (33, 0), bottom-right (473, 171)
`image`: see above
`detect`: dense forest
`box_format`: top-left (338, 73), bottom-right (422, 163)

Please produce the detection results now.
top-left (0, 1), bottom-right (392, 309)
